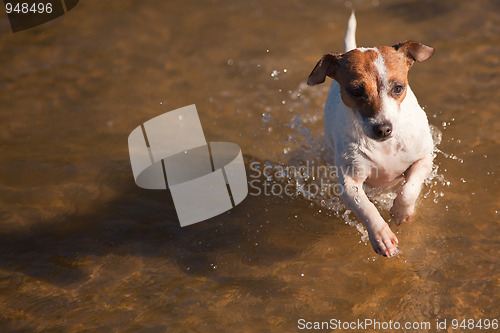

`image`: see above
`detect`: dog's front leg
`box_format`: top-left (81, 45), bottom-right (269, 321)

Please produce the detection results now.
top-left (390, 153), bottom-right (433, 225)
top-left (339, 175), bottom-right (399, 257)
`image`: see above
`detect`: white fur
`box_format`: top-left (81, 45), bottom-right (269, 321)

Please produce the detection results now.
top-left (323, 14), bottom-right (434, 257)
top-left (344, 11), bottom-right (357, 52)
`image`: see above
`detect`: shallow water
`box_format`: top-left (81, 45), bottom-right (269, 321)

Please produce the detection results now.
top-left (0, 0), bottom-right (498, 332)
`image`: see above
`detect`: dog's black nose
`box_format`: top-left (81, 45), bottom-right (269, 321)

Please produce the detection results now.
top-left (373, 123), bottom-right (392, 139)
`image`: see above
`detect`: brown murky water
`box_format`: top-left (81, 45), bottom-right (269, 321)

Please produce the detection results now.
top-left (0, 0), bottom-right (498, 332)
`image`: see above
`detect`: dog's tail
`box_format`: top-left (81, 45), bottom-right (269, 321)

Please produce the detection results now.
top-left (344, 11), bottom-right (357, 52)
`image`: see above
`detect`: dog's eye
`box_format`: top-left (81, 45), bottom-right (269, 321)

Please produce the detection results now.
top-left (393, 84), bottom-right (405, 94)
top-left (349, 86), bottom-right (365, 98)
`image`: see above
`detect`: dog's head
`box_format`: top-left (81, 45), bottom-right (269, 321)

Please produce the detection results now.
top-left (307, 41), bottom-right (434, 141)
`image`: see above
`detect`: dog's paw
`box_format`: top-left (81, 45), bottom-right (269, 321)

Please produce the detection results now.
top-left (367, 223), bottom-right (399, 257)
top-left (390, 200), bottom-right (415, 226)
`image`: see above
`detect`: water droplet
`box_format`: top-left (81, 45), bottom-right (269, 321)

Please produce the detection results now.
top-left (262, 113), bottom-right (272, 123)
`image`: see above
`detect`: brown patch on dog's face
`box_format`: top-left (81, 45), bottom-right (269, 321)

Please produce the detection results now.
top-left (376, 46), bottom-right (411, 104)
top-left (333, 47), bottom-right (410, 119)
top-left (334, 49), bottom-right (380, 118)
top-left (307, 41), bottom-right (434, 120)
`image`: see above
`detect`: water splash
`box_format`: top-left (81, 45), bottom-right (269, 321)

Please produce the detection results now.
top-left (255, 81), bottom-right (460, 244)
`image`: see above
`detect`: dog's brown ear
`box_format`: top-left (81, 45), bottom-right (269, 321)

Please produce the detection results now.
top-left (307, 53), bottom-right (342, 86)
top-left (393, 41), bottom-right (435, 63)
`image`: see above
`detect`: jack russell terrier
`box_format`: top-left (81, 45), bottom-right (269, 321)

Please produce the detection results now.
top-left (307, 12), bottom-right (435, 257)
